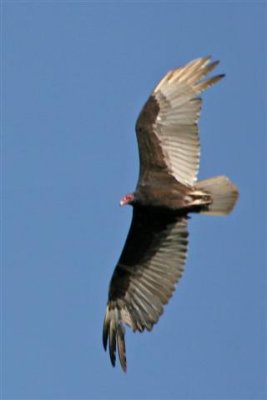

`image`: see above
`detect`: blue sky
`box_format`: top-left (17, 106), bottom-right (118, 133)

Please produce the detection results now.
top-left (2, 2), bottom-right (266, 399)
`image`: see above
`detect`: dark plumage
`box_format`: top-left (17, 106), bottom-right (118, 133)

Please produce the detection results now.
top-left (102, 56), bottom-right (239, 372)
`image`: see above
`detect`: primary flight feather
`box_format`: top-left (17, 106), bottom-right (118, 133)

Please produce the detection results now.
top-left (102, 56), bottom-right (239, 372)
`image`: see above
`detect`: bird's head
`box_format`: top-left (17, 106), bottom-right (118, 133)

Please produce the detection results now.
top-left (120, 192), bottom-right (136, 207)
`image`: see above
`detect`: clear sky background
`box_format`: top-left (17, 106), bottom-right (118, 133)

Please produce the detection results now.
top-left (2, 2), bottom-right (266, 399)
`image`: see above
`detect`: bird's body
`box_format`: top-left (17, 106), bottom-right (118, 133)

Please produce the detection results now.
top-left (102, 56), bottom-right (239, 372)
top-left (134, 178), bottom-right (211, 210)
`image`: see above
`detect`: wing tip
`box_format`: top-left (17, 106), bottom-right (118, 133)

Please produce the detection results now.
top-left (102, 306), bottom-right (109, 351)
top-left (154, 55), bottom-right (224, 95)
top-left (103, 305), bottom-right (128, 373)
top-left (117, 324), bottom-right (127, 372)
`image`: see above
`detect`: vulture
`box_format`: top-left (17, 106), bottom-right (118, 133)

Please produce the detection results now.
top-left (102, 56), bottom-right (239, 372)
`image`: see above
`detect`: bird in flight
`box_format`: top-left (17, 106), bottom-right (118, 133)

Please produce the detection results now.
top-left (102, 56), bottom-right (239, 372)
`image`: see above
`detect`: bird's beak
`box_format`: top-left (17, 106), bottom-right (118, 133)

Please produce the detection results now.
top-left (120, 193), bottom-right (134, 207)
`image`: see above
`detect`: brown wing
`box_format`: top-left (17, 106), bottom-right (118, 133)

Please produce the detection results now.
top-left (135, 56), bottom-right (224, 187)
top-left (103, 206), bottom-right (189, 372)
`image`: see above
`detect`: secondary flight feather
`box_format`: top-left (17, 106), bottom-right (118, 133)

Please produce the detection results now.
top-left (102, 56), bottom-right (239, 372)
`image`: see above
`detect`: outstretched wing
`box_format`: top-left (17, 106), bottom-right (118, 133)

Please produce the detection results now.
top-left (103, 206), bottom-right (189, 372)
top-left (136, 56), bottom-right (224, 187)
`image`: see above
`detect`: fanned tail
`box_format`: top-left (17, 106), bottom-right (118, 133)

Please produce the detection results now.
top-left (196, 176), bottom-right (239, 215)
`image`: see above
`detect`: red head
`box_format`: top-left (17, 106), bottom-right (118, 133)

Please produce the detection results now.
top-left (120, 192), bottom-right (135, 206)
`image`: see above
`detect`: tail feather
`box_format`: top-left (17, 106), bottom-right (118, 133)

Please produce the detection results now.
top-left (196, 176), bottom-right (239, 215)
